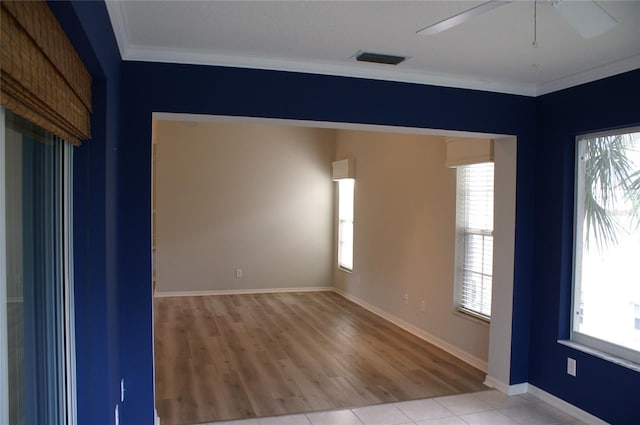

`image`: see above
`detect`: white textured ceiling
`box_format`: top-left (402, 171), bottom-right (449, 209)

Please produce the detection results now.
top-left (106, 1), bottom-right (640, 96)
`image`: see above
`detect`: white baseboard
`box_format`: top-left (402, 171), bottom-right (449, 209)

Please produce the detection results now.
top-left (332, 287), bottom-right (489, 373)
top-left (154, 286), bottom-right (333, 297)
top-left (482, 379), bottom-right (608, 423)
top-left (527, 384), bottom-right (608, 425)
top-left (483, 376), bottom-right (528, 395)
top-left (483, 376), bottom-right (508, 393)
top-left (507, 382), bottom-right (528, 396)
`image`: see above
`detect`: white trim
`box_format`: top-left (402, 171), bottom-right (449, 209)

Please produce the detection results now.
top-left (482, 376), bottom-right (508, 394)
top-left (570, 332), bottom-right (640, 369)
top-left (483, 376), bottom-right (528, 396)
top-left (332, 287), bottom-right (489, 373)
top-left (483, 379), bottom-right (610, 423)
top-left (116, 45), bottom-right (640, 98)
top-left (104, 1), bottom-right (128, 60)
top-left (123, 45), bottom-right (537, 97)
top-left (527, 384), bottom-right (609, 425)
top-left (577, 125), bottom-right (640, 141)
top-left (506, 382), bottom-right (528, 396)
top-left (0, 106), bottom-right (9, 425)
top-left (154, 286), bottom-right (334, 298)
top-left (63, 143), bottom-right (77, 425)
top-left (103, 0), bottom-right (640, 99)
top-left (557, 339), bottom-right (640, 373)
top-left (536, 55), bottom-right (640, 96)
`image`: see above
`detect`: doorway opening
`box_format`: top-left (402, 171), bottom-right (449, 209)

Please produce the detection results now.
top-left (150, 113), bottom-right (517, 425)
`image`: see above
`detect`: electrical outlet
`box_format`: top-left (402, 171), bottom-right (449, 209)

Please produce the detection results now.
top-left (403, 293), bottom-right (409, 305)
top-left (235, 268), bottom-right (242, 278)
top-left (421, 300), bottom-right (426, 312)
top-left (567, 357), bottom-right (577, 376)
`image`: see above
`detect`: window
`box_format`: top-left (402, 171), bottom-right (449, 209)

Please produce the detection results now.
top-left (338, 179), bottom-right (354, 271)
top-left (455, 162), bottom-right (494, 320)
top-left (573, 129), bottom-right (640, 364)
top-left (1, 108), bottom-right (76, 424)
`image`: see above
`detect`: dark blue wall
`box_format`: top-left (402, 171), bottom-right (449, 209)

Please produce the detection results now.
top-left (531, 69), bottom-right (640, 424)
top-left (48, 1), bottom-right (122, 424)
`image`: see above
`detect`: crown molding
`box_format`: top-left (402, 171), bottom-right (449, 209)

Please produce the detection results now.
top-left (104, 1), bottom-right (639, 98)
top-left (123, 44), bottom-right (538, 97)
top-left (104, 0), bottom-right (129, 60)
top-left (536, 54), bottom-right (640, 96)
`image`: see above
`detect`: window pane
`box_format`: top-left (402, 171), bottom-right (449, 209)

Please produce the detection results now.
top-left (462, 163), bottom-right (494, 232)
top-left (338, 179), bottom-right (354, 220)
top-left (461, 233), bottom-right (493, 317)
top-left (338, 179), bottom-right (354, 270)
top-left (574, 131), bottom-right (640, 360)
top-left (2, 110), bottom-right (70, 425)
top-left (456, 162), bottom-right (494, 319)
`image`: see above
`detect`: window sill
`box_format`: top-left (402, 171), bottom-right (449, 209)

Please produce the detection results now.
top-left (338, 266), bottom-right (352, 274)
top-left (557, 339), bottom-right (640, 373)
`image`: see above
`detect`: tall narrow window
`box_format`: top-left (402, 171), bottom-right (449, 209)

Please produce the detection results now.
top-left (1, 108), bottom-right (76, 425)
top-left (338, 179), bottom-right (355, 271)
top-left (455, 162), bottom-right (494, 319)
top-left (572, 129), bottom-right (640, 364)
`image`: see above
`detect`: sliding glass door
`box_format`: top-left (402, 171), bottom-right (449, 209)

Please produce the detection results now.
top-left (1, 108), bottom-right (76, 425)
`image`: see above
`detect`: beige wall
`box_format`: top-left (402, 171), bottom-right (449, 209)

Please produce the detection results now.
top-left (333, 130), bottom-right (490, 363)
top-left (154, 120), bottom-right (336, 292)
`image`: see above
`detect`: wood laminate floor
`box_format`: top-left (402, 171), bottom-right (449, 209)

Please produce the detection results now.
top-left (154, 291), bottom-right (487, 425)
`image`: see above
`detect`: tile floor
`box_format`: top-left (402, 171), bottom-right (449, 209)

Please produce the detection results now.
top-left (196, 390), bottom-right (597, 425)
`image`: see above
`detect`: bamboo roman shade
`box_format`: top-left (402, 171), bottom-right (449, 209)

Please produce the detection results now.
top-left (1, 0), bottom-right (92, 145)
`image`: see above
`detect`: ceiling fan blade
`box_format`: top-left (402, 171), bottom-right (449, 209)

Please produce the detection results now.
top-left (417, 1), bottom-right (512, 36)
top-left (553, 0), bottom-right (617, 39)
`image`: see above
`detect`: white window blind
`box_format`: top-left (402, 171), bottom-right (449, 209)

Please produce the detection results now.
top-left (456, 162), bottom-right (494, 319)
top-left (338, 179), bottom-right (354, 271)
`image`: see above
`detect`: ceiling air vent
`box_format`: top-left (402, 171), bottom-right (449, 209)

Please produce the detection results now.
top-left (354, 51), bottom-right (406, 65)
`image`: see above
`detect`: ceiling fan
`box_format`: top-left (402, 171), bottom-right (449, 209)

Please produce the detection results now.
top-left (416, 0), bottom-right (617, 41)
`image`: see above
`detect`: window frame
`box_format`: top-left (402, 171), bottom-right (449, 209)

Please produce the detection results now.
top-left (0, 107), bottom-right (77, 425)
top-left (454, 162), bottom-right (494, 322)
top-left (570, 127), bottom-right (640, 367)
top-left (0, 106), bottom-right (8, 425)
top-left (337, 178), bottom-right (354, 272)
